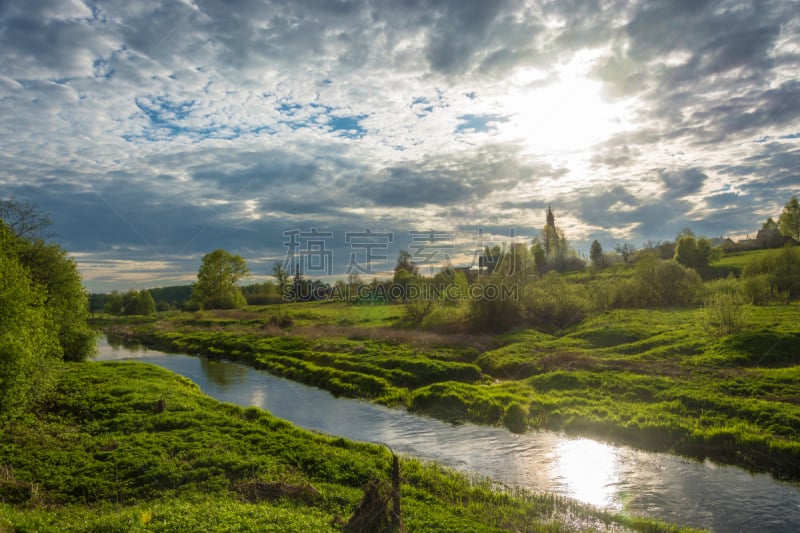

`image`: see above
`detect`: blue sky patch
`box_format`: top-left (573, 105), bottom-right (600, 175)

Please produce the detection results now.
top-left (455, 113), bottom-right (508, 134)
top-left (328, 113), bottom-right (368, 139)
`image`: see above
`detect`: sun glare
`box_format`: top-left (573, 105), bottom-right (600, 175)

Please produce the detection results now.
top-left (553, 438), bottom-right (620, 508)
top-left (504, 60), bottom-right (632, 156)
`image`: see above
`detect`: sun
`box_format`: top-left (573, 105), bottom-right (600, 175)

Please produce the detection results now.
top-left (503, 58), bottom-right (632, 157)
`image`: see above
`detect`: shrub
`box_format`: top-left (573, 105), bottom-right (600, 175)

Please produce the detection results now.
top-left (522, 272), bottom-right (590, 329)
top-left (704, 291), bottom-right (750, 336)
top-left (503, 403), bottom-right (528, 433)
top-left (741, 274), bottom-right (781, 305)
top-left (468, 275), bottom-right (524, 333)
top-left (743, 246), bottom-right (800, 299)
top-left (633, 258), bottom-right (702, 307)
top-left (585, 277), bottom-right (635, 310)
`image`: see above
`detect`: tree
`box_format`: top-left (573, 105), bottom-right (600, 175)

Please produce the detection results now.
top-left (192, 249), bottom-right (249, 309)
top-left (530, 241), bottom-right (546, 273)
top-left (0, 199), bottom-right (53, 240)
top-left (0, 221), bottom-right (61, 418)
top-left (674, 236), bottom-right (698, 268)
top-left (116, 289), bottom-right (156, 315)
top-left (272, 262), bottom-right (290, 301)
top-left (13, 231), bottom-right (94, 361)
top-left (589, 240), bottom-right (604, 268)
top-left (778, 196), bottom-right (800, 241)
top-left (615, 243), bottom-right (637, 265)
top-left (674, 235), bottom-right (720, 269)
top-left (0, 205), bottom-right (94, 363)
top-left (394, 250), bottom-right (418, 277)
top-left (762, 217), bottom-right (779, 230)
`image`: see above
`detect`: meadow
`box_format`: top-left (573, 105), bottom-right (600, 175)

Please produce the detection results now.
top-left (101, 296), bottom-right (800, 481)
top-left (0, 362), bottom-right (690, 532)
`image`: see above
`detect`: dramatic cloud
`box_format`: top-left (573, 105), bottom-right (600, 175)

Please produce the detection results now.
top-left (1, 0), bottom-right (798, 290)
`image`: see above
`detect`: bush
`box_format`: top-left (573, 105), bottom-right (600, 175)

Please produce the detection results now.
top-left (468, 275), bottom-right (524, 333)
top-left (503, 403), bottom-right (528, 433)
top-left (743, 246), bottom-right (800, 299)
top-left (523, 272), bottom-right (590, 329)
top-left (742, 274), bottom-right (782, 305)
top-left (704, 291), bottom-right (750, 336)
top-left (633, 258), bottom-right (702, 307)
top-left (585, 276), bottom-right (636, 310)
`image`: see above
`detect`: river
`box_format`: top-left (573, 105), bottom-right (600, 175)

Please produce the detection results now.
top-left (96, 335), bottom-right (800, 532)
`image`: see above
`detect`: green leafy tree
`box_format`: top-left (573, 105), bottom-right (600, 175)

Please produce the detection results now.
top-left (118, 289), bottom-right (156, 315)
top-left (192, 249), bottom-right (249, 309)
top-left (14, 233), bottom-right (94, 361)
top-left (138, 289), bottom-right (157, 315)
top-left (530, 241), bottom-right (546, 273)
top-left (674, 236), bottom-right (698, 268)
top-left (778, 196), bottom-right (800, 241)
top-left (104, 291), bottom-right (124, 315)
top-left (674, 235), bottom-right (720, 269)
top-left (590, 240), bottom-right (604, 268)
top-left (0, 222), bottom-right (61, 418)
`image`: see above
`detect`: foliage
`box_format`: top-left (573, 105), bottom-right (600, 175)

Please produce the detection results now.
top-left (192, 249), bottom-right (249, 309)
top-left (674, 235), bottom-right (720, 269)
top-left (633, 257), bottom-right (702, 307)
top-left (589, 239), bottom-right (604, 268)
top-left (0, 213), bottom-right (94, 362)
top-left (523, 272), bottom-right (590, 330)
top-left (0, 224), bottom-right (61, 419)
top-left (743, 246), bottom-right (800, 298)
top-left (393, 250), bottom-right (418, 277)
top-left (468, 274), bottom-right (524, 333)
top-left (778, 195), bottom-right (800, 240)
top-left (104, 289), bottom-right (156, 315)
top-left (16, 239), bottom-right (95, 361)
top-left (242, 280), bottom-right (282, 305)
top-left (762, 217), bottom-right (779, 230)
top-left (703, 283), bottom-right (751, 336)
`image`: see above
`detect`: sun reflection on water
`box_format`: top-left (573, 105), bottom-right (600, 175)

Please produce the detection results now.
top-left (553, 438), bottom-right (621, 508)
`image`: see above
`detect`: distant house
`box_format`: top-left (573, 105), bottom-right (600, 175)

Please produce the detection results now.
top-left (755, 228), bottom-right (793, 249)
top-left (710, 237), bottom-right (734, 248)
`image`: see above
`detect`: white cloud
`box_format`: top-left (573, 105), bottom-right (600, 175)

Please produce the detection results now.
top-left (1, 0), bottom-right (799, 290)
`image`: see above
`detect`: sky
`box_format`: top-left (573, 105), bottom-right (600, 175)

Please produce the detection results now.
top-left (1, 0), bottom-right (799, 292)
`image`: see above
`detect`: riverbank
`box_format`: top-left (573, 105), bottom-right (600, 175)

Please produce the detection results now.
top-left (0, 361), bottom-right (688, 532)
top-left (97, 301), bottom-right (800, 482)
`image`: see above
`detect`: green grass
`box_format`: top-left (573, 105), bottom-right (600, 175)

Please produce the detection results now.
top-left (699, 248), bottom-right (776, 279)
top-left (0, 362), bottom-right (689, 532)
top-left (98, 300), bottom-right (800, 481)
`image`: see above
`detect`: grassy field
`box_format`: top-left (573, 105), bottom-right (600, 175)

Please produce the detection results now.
top-left (0, 362), bottom-right (690, 532)
top-left (100, 298), bottom-right (800, 481)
